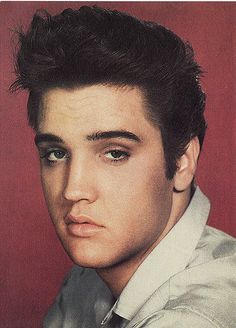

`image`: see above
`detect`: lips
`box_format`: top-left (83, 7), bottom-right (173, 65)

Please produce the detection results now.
top-left (65, 214), bottom-right (104, 237)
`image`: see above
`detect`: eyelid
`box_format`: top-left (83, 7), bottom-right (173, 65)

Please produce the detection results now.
top-left (103, 146), bottom-right (130, 156)
top-left (105, 149), bottom-right (129, 157)
top-left (38, 148), bottom-right (70, 167)
top-left (38, 145), bottom-right (68, 155)
top-left (101, 142), bottom-right (131, 152)
top-left (101, 148), bottom-right (131, 165)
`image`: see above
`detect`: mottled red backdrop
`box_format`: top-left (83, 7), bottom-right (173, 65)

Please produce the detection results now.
top-left (0, 2), bottom-right (235, 327)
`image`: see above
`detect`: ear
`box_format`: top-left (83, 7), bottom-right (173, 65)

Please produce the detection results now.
top-left (173, 137), bottom-right (200, 192)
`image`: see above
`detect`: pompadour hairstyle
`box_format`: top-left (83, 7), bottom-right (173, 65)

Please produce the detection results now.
top-left (11, 6), bottom-right (207, 179)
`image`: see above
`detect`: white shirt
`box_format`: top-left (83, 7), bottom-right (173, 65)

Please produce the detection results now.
top-left (44, 187), bottom-right (236, 327)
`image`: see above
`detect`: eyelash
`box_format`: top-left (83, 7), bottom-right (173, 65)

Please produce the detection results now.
top-left (103, 149), bottom-right (130, 163)
top-left (40, 148), bottom-right (130, 166)
top-left (40, 149), bottom-right (69, 166)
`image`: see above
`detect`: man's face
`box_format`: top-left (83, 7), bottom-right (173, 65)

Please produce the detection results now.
top-left (36, 85), bottom-right (174, 269)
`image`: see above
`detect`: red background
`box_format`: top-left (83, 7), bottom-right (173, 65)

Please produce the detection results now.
top-left (0, 2), bottom-right (235, 327)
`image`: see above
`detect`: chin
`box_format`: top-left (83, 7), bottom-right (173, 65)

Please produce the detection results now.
top-left (69, 253), bottom-right (106, 269)
top-left (61, 237), bottom-right (113, 269)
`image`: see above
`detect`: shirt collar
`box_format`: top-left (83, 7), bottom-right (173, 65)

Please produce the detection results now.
top-left (108, 187), bottom-right (211, 322)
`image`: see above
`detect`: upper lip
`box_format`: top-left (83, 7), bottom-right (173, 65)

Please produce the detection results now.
top-left (65, 214), bottom-right (103, 227)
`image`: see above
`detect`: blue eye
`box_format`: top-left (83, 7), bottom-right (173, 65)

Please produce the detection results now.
top-left (40, 149), bottom-right (69, 164)
top-left (48, 150), bottom-right (66, 160)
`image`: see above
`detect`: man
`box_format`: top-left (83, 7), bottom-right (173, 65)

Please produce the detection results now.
top-left (11, 6), bottom-right (235, 328)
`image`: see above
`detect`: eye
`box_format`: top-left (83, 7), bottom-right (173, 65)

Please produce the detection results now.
top-left (104, 150), bottom-right (130, 162)
top-left (48, 150), bottom-right (66, 161)
top-left (40, 149), bottom-right (69, 165)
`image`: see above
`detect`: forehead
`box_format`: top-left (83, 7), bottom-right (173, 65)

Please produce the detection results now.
top-left (38, 84), bottom-right (154, 134)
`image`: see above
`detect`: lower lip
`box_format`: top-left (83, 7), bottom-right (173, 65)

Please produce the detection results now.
top-left (66, 223), bottom-right (104, 237)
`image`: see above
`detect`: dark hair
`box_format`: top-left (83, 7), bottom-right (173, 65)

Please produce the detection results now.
top-left (11, 6), bottom-right (206, 179)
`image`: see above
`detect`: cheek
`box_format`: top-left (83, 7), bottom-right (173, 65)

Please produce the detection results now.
top-left (101, 159), bottom-right (170, 210)
top-left (102, 165), bottom-right (172, 236)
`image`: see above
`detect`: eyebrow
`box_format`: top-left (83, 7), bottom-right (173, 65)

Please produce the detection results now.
top-left (86, 130), bottom-right (141, 142)
top-left (34, 130), bottom-right (142, 146)
top-left (34, 133), bottom-right (64, 146)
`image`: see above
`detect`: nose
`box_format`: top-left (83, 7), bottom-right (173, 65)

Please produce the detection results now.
top-left (63, 157), bottom-right (98, 204)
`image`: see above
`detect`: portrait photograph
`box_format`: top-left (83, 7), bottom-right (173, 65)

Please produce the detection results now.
top-left (0, 2), bottom-right (235, 327)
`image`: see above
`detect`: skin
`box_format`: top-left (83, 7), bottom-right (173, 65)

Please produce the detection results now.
top-left (36, 84), bottom-right (199, 296)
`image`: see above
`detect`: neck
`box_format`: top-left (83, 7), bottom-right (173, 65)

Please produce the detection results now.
top-left (96, 188), bottom-right (191, 297)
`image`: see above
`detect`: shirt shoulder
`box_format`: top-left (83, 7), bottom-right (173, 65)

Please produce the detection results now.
top-left (130, 307), bottom-right (227, 328)
top-left (187, 225), bottom-right (236, 267)
top-left (130, 227), bottom-right (236, 328)
top-left (169, 227), bottom-right (236, 328)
